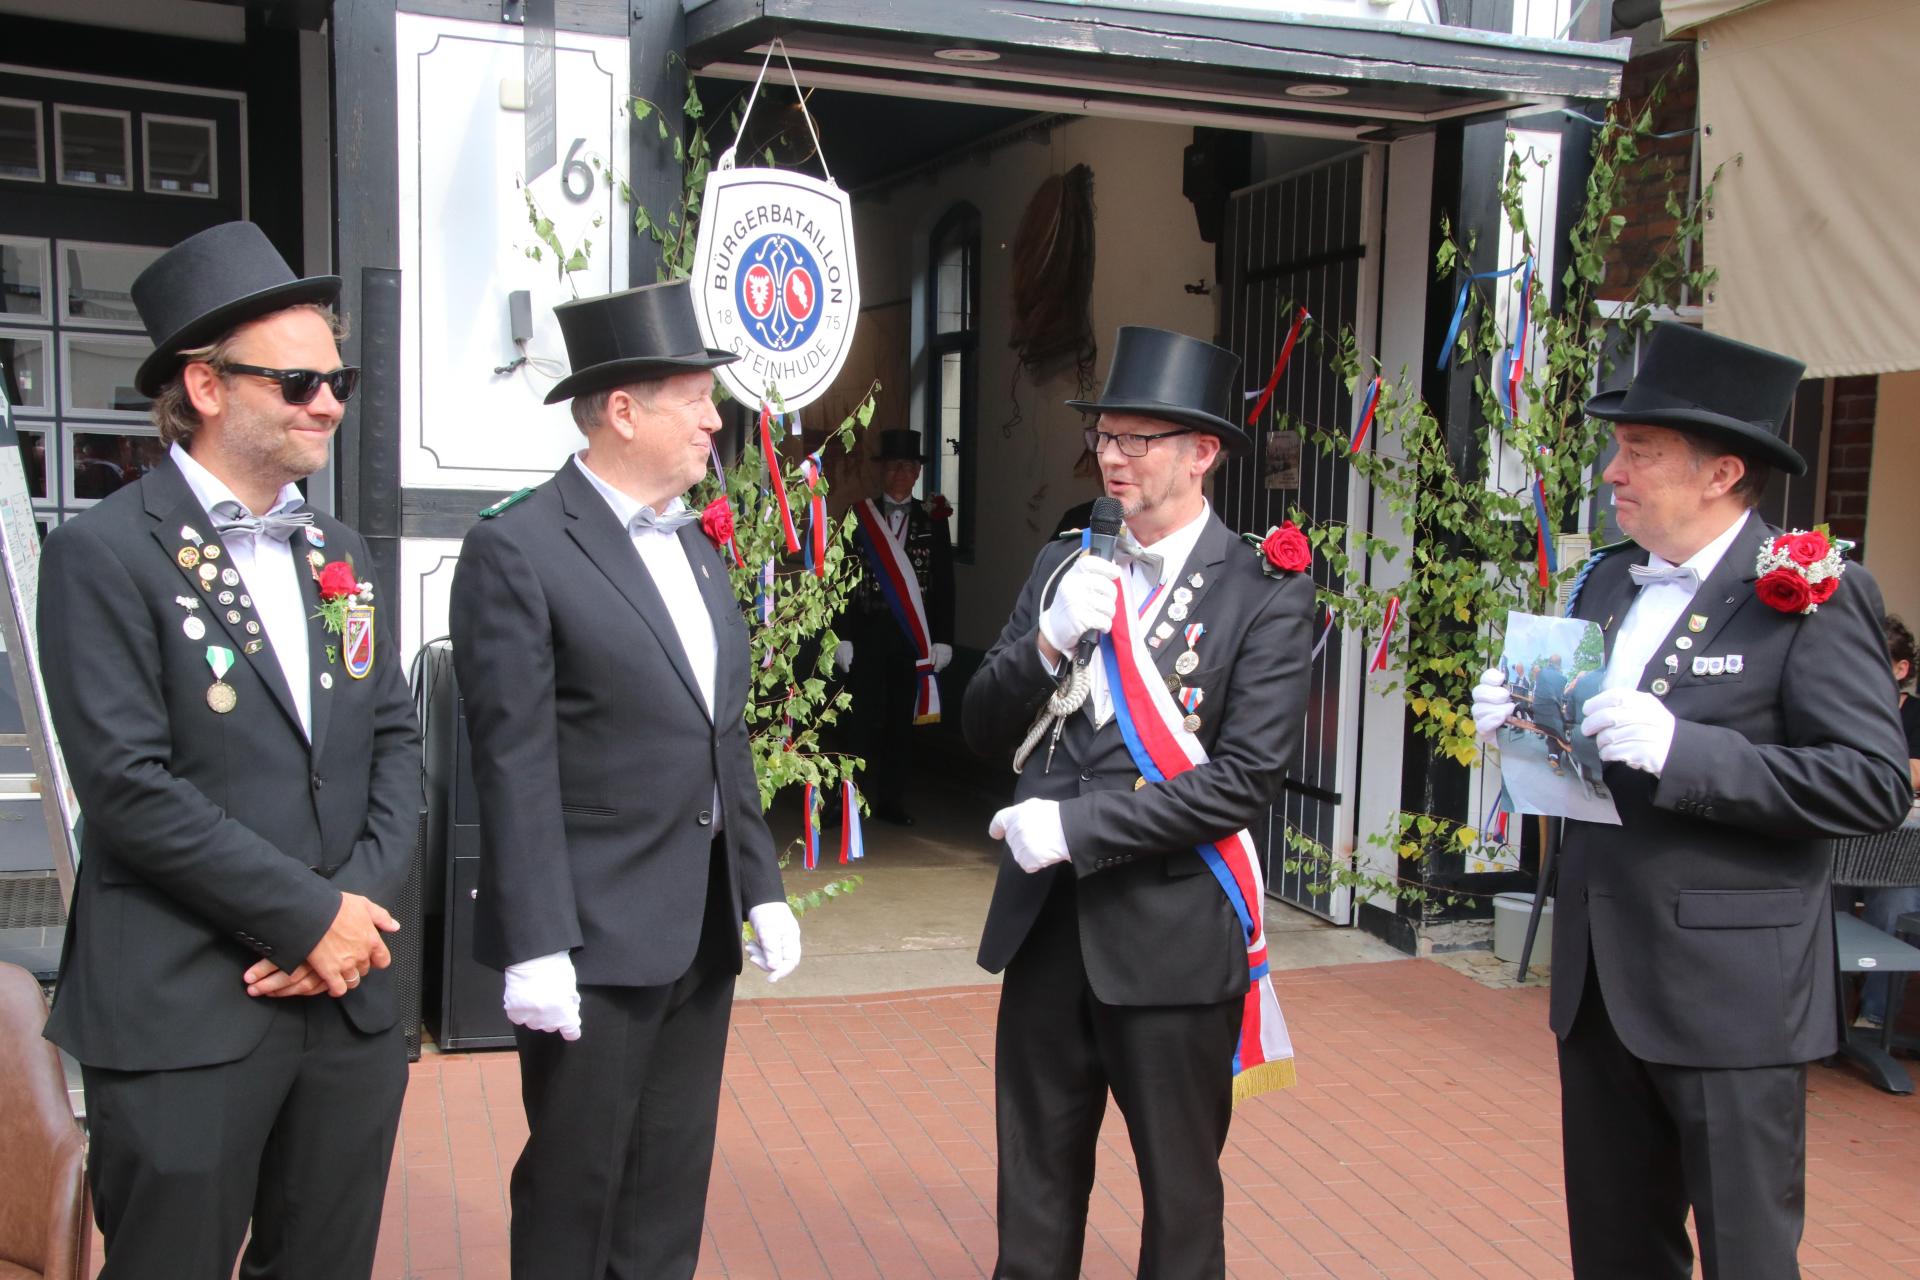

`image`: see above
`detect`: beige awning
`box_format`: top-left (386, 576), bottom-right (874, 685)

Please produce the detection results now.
top-left (1662, 0), bottom-right (1772, 35)
top-left (1684, 0), bottom-right (1920, 377)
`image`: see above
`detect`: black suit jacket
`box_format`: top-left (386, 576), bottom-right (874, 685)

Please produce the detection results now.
top-left (448, 462), bottom-right (784, 987)
top-left (964, 514), bottom-right (1313, 1006)
top-left (38, 459), bottom-right (421, 1071)
top-left (1551, 511), bottom-right (1911, 1068)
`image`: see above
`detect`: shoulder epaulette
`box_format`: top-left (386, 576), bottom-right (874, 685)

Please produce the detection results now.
top-left (478, 488), bottom-right (535, 519)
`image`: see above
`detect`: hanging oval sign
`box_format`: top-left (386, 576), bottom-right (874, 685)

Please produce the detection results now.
top-left (692, 166), bottom-right (860, 413)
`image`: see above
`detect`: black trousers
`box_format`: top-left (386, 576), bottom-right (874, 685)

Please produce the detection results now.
top-left (82, 997), bottom-right (406, 1280)
top-left (847, 622), bottom-right (919, 814)
top-left (1559, 959), bottom-right (1808, 1280)
top-left (508, 848), bottom-right (737, 1280)
top-left (993, 875), bottom-right (1242, 1280)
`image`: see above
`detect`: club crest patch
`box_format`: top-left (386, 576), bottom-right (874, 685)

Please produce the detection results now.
top-left (343, 605), bottom-right (375, 680)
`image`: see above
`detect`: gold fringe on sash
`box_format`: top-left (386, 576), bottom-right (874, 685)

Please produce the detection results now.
top-left (1231, 1057), bottom-right (1298, 1105)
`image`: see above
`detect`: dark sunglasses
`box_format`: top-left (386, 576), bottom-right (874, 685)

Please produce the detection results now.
top-left (221, 362), bottom-right (361, 406)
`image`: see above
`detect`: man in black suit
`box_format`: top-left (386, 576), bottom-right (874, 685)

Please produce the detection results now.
top-left (964, 326), bottom-right (1313, 1279)
top-left (1473, 323), bottom-right (1911, 1279)
top-left (449, 279), bottom-right (799, 1280)
top-left (836, 428), bottom-right (955, 824)
top-left (38, 221), bottom-right (420, 1278)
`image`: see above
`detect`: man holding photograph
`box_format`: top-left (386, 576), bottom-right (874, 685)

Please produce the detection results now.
top-left (1472, 323), bottom-right (1910, 1280)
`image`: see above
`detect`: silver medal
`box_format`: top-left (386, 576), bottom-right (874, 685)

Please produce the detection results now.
top-left (182, 616), bottom-right (206, 640)
top-left (1174, 651), bottom-right (1199, 676)
top-left (1167, 603), bottom-right (1189, 622)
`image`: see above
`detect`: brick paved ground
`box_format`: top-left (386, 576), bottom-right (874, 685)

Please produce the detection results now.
top-left (362, 958), bottom-right (1920, 1279)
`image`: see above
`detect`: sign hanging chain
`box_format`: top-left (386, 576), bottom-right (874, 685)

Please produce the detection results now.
top-left (719, 38), bottom-right (834, 184)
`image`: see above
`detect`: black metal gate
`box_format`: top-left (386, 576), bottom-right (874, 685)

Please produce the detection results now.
top-left (1214, 151), bottom-right (1369, 918)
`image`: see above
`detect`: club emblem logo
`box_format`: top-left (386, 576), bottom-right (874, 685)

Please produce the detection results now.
top-left (692, 166), bottom-right (860, 412)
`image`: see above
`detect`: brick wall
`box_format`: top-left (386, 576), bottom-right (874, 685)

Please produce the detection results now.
top-left (1598, 44), bottom-right (1697, 303)
top-left (1824, 375), bottom-right (1878, 552)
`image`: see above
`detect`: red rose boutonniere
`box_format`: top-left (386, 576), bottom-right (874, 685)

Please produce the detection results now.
top-left (1754, 525), bottom-right (1846, 615)
top-left (700, 496), bottom-right (736, 549)
top-left (312, 557), bottom-right (372, 630)
top-left (926, 494), bottom-right (953, 522)
top-left (1243, 520), bottom-right (1312, 577)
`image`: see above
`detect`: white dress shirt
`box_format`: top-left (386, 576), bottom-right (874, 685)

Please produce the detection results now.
top-left (1602, 510), bottom-right (1752, 692)
top-left (1086, 502), bottom-right (1213, 726)
top-left (171, 443), bottom-right (313, 739)
top-left (572, 455), bottom-right (723, 826)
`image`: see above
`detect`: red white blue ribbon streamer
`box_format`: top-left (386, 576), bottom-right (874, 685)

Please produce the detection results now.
top-left (758, 401), bottom-right (802, 555)
top-left (1348, 377), bottom-right (1382, 455)
top-left (1369, 595), bottom-right (1401, 673)
top-left (801, 783), bottom-right (821, 870)
top-left (1532, 447), bottom-right (1558, 590)
top-left (1309, 606), bottom-right (1336, 661)
top-left (851, 499), bottom-right (941, 724)
top-left (1100, 584), bottom-right (1295, 1098)
top-left (838, 780), bottom-right (864, 863)
top-left (799, 448), bottom-right (828, 577)
top-left (1436, 260), bottom-right (1530, 371)
top-left (754, 559), bottom-right (775, 625)
top-left (1481, 785), bottom-right (1513, 845)
top-left (1504, 256), bottom-right (1535, 419)
top-left (1244, 306), bottom-right (1311, 427)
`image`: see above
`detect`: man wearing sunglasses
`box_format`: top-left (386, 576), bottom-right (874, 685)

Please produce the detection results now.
top-left (964, 325), bottom-right (1314, 1278)
top-left (35, 221), bottom-right (420, 1279)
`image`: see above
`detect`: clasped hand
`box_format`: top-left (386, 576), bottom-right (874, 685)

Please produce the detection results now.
top-left (245, 891), bottom-right (400, 999)
top-left (989, 799), bottom-right (1069, 873)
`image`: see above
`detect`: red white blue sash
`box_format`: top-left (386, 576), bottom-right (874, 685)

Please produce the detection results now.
top-left (851, 499), bottom-right (940, 724)
top-left (1101, 582), bottom-right (1297, 1100)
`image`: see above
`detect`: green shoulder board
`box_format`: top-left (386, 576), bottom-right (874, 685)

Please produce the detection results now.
top-left (478, 488), bottom-right (535, 519)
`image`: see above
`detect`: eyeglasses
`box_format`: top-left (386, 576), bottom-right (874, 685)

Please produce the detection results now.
top-left (220, 363), bottom-right (361, 406)
top-left (1083, 426), bottom-right (1194, 458)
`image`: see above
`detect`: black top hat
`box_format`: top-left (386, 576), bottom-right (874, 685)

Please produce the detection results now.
top-left (1067, 326), bottom-right (1249, 455)
top-left (874, 430), bottom-right (924, 463)
top-left (1584, 322), bottom-right (1807, 476)
top-left (544, 279), bottom-right (738, 404)
top-left (131, 221), bottom-right (341, 396)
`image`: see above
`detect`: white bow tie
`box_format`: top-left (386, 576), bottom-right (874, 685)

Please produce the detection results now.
top-left (1628, 563), bottom-right (1700, 591)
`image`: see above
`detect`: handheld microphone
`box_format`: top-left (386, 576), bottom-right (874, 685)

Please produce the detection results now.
top-left (1074, 496), bottom-right (1126, 668)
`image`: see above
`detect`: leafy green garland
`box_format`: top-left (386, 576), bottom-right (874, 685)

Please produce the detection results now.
top-left (1275, 69), bottom-right (1721, 906)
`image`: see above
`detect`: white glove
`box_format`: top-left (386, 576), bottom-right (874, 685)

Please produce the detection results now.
top-left (1039, 556), bottom-right (1122, 656)
top-left (833, 641), bottom-right (853, 674)
top-left (989, 799), bottom-right (1070, 874)
top-left (1579, 687), bottom-right (1677, 776)
top-left (745, 901), bottom-right (802, 982)
top-left (502, 950), bottom-right (581, 1041)
top-left (1470, 668), bottom-right (1516, 741)
top-left (931, 642), bottom-right (953, 672)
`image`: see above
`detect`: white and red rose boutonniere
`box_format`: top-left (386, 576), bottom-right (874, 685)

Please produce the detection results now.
top-left (1754, 526), bottom-right (1846, 615)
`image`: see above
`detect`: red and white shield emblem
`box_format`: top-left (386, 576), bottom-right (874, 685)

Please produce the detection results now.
top-left (742, 263), bottom-right (777, 320)
top-left (344, 605), bottom-right (375, 680)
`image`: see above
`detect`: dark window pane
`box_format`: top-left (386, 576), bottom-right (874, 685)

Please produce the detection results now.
top-left (72, 432), bottom-right (165, 500)
top-left (0, 102), bottom-right (42, 182)
top-left (144, 117), bottom-right (215, 197)
top-left (56, 107), bottom-right (129, 189)
top-left (0, 333), bottom-right (49, 411)
top-left (0, 242), bottom-right (48, 319)
top-left (16, 428), bottom-right (45, 499)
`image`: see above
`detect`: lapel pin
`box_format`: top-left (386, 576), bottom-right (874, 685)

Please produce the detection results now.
top-left (1651, 677), bottom-right (1671, 696)
top-left (319, 672), bottom-right (333, 690)
top-left (1692, 656), bottom-right (1708, 676)
top-left (198, 563), bottom-right (218, 584)
top-left (309, 550), bottom-right (325, 569)
top-left (306, 527), bottom-right (326, 549)
top-left (1166, 602), bottom-right (1189, 622)
top-left (1174, 650), bottom-right (1199, 676)
top-left (177, 547), bottom-right (200, 570)
top-left (1726, 654), bottom-right (1743, 674)
top-left (179, 525), bottom-right (202, 546)
top-left (203, 545), bottom-right (221, 561)
top-left (174, 595), bottom-right (199, 612)
top-left (226, 610), bottom-right (242, 625)
top-left (1706, 656), bottom-right (1726, 676)
top-left (218, 591), bottom-right (235, 606)
top-left (1688, 614), bottom-right (1708, 633)
top-left (1188, 572), bottom-right (1204, 588)
top-left (1665, 654), bottom-right (1679, 674)
top-left (244, 639), bottom-right (264, 655)
top-left (1675, 636), bottom-right (1693, 650)
top-left (182, 616), bottom-right (206, 641)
